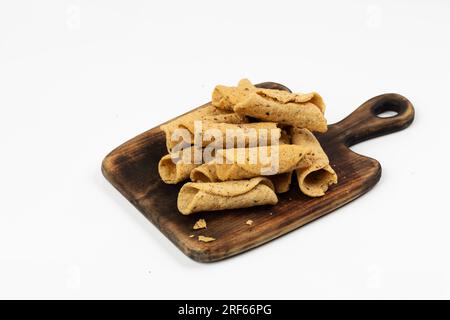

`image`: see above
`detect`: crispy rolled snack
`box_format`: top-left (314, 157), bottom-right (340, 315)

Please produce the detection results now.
top-left (178, 177), bottom-right (278, 215)
top-left (257, 88), bottom-right (325, 113)
top-left (291, 128), bottom-right (337, 197)
top-left (234, 90), bottom-right (327, 133)
top-left (269, 172), bottom-right (293, 193)
top-left (190, 144), bottom-right (309, 182)
top-left (213, 78), bottom-right (325, 118)
top-left (158, 146), bottom-right (201, 184)
top-left (160, 105), bottom-right (246, 152)
top-left (212, 79), bottom-right (255, 111)
top-left (297, 164), bottom-right (337, 197)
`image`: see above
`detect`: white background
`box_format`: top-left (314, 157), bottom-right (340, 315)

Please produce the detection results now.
top-left (1, 0), bottom-right (450, 299)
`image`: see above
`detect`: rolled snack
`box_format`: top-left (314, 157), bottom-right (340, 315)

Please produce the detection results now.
top-left (291, 128), bottom-right (337, 197)
top-left (190, 144), bottom-right (309, 183)
top-left (257, 88), bottom-right (325, 113)
top-left (212, 79), bottom-right (255, 111)
top-left (213, 78), bottom-right (325, 114)
top-left (178, 177), bottom-right (278, 215)
top-left (160, 104), bottom-right (246, 152)
top-left (234, 90), bottom-right (327, 133)
top-left (158, 146), bottom-right (201, 184)
top-left (269, 172), bottom-right (293, 193)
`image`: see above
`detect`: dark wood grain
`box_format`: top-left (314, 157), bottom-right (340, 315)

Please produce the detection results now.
top-left (102, 83), bottom-right (415, 262)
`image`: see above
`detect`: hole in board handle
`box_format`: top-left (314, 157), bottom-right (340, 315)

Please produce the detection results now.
top-left (376, 110), bottom-right (399, 118)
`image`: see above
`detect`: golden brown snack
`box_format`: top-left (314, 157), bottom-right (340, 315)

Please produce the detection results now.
top-left (234, 90), bottom-right (327, 133)
top-left (178, 177), bottom-right (278, 215)
top-left (297, 164), bottom-right (337, 197)
top-left (190, 144), bottom-right (309, 183)
top-left (160, 105), bottom-right (246, 152)
top-left (269, 172), bottom-right (293, 193)
top-left (158, 146), bottom-right (201, 184)
top-left (257, 88), bottom-right (325, 113)
top-left (291, 128), bottom-right (337, 197)
top-left (212, 79), bottom-right (326, 129)
top-left (212, 79), bottom-right (255, 111)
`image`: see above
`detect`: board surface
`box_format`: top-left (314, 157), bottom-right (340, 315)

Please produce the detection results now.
top-left (102, 83), bottom-right (415, 262)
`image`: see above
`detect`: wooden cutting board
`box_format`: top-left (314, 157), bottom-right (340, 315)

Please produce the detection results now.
top-left (102, 82), bottom-right (415, 262)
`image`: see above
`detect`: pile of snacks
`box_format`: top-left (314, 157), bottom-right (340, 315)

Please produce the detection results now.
top-left (158, 79), bottom-right (337, 215)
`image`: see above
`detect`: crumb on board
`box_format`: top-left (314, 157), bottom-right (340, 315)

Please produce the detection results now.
top-left (189, 234), bottom-right (195, 238)
top-left (246, 220), bottom-right (253, 226)
top-left (269, 212), bottom-right (273, 216)
top-left (198, 235), bottom-right (216, 243)
top-left (193, 219), bottom-right (207, 230)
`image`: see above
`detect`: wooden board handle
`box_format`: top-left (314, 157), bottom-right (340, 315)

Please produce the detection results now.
top-left (329, 93), bottom-right (415, 147)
